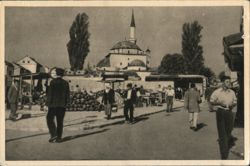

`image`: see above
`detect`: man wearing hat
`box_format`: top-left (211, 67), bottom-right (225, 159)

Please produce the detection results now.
top-left (124, 83), bottom-right (137, 124)
top-left (210, 75), bottom-right (237, 159)
top-left (46, 68), bottom-right (70, 143)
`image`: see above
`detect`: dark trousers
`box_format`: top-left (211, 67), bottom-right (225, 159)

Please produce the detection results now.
top-left (47, 107), bottom-right (66, 139)
top-left (124, 101), bottom-right (134, 122)
top-left (9, 103), bottom-right (18, 118)
top-left (216, 108), bottom-right (234, 159)
top-left (166, 96), bottom-right (173, 112)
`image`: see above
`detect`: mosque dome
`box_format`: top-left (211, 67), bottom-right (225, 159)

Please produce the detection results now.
top-left (128, 59), bottom-right (146, 67)
top-left (111, 41), bottom-right (141, 51)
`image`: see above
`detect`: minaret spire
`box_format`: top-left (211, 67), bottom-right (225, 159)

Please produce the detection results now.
top-left (129, 9), bottom-right (136, 43)
top-left (130, 9), bottom-right (136, 27)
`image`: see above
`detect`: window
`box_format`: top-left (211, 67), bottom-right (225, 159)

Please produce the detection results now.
top-left (23, 60), bottom-right (25, 63)
top-left (128, 58), bottom-right (130, 60)
top-left (69, 80), bottom-right (71, 83)
top-left (8, 71), bottom-right (12, 75)
top-left (120, 62), bottom-right (122, 66)
top-left (28, 61), bottom-right (30, 63)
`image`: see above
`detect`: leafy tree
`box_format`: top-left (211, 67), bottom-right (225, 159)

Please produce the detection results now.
top-left (199, 66), bottom-right (216, 84)
top-left (218, 71), bottom-right (226, 81)
top-left (158, 53), bottom-right (187, 74)
top-left (182, 21), bottom-right (204, 74)
top-left (67, 13), bottom-right (90, 71)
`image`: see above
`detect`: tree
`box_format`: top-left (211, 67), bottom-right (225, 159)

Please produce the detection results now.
top-left (67, 13), bottom-right (90, 71)
top-left (218, 71), bottom-right (226, 81)
top-left (182, 21), bottom-right (204, 74)
top-left (199, 66), bottom-right (216, 84)
top-left (158, 53), bottom-right (187, 74)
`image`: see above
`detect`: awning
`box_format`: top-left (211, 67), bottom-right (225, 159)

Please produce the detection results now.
top-left (223, 33), bottom-right (244, 71)
top-left (12, 72), bottom-right (50, 80)
top-left (145, 75), bottom-right (205, 82)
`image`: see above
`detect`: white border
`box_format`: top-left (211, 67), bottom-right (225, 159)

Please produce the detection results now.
top-left (0, 1), bottom-right (249, 166)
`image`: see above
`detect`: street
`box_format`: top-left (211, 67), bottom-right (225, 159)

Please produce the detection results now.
top-left (5, 102), bottom-right (244, 160)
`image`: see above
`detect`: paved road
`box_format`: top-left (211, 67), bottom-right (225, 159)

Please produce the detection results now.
top-left (6, 103), bottom-right (243, 160)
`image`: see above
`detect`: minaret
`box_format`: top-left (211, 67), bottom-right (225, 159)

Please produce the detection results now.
top-left (129, 10), bottom-right (136, 44)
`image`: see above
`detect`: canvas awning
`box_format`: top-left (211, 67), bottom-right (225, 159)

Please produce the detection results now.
top-left (12, 72), bottom-right (50, 80)
top-left (223, 33), bottom-right (244, 71)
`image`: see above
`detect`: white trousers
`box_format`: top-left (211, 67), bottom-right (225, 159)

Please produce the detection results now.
top-left (189, 112), bottom-right (198, 128)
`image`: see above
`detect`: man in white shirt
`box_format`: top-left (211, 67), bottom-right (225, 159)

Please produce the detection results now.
top-left (165, 85), bottom-right (175, 112)
top-left (210, 75), bottom-right (237, 159)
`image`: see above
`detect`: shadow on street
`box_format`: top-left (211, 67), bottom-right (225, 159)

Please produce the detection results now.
top-left (60, 128), bottom-right (110, 143)
top-left (64, 119), bottom-right (97, 127)
top-left (6, 132), bottom-right (48, 143)
top-left (133, 116), bottom-right (149, 124)
top-left (110, 115), bottom-right (124, 120)
top-left (195, 123), bottom-right (207, 131)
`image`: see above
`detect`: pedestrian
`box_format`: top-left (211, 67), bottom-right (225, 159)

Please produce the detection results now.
top-left (184, 83), bottom-right (202, 131)
top-left (124, 83), bottom-right (137, 124)
top-left (102, 83), bottom-right (115, 120)
top-left (176, 87), bottom-right (183, 100)
top-left (46, 68), bottom-right (70, 143)
top-left (39, 91), bottom-right (47, 112)
top-left (165, 85), bottom-right (175, 112)
top-left (7, 79), bottom-right (19, 121)
top-left (210, 75), bottom-right (237, 159)
top-left (157, 84), bottom-right (163, 104)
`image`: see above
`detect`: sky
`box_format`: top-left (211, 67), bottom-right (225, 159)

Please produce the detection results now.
top-left (5, 7), bottom-right (242, 75)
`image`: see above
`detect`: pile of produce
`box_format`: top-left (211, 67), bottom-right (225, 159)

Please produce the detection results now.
top-left (66, 91), bottom-right (104, 112)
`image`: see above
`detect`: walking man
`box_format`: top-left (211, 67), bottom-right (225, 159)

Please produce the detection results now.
top-left (46, 68), bottom-right (70, 143)
top-left (165, 85), bottom-right (175, 112)
top-left (7, 79), bottom-right (19, 121)
top-left (124, 83), bottom-right (137, 124)
top-left (184, 83), bottom-right (202, 131)
top-left (210, 75), bottom-right (237, 159)
top-left (102, 83), bottom-right (115, 120)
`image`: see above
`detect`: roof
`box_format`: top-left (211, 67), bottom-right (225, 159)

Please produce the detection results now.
top-left (128, 59), bottom-right (146, 67)
top-left (5, 61), bottom-right (14, 67)
top-left (223, 33), bottom-right (243, 46)
top-left (111, 41), bottom-right (141, 51)
top-left (96, 56), bottom-right (110, 68)
top-left (130, 10), bottom-right (136, 27)
top-left (17, 55), bottom-right (43, 66)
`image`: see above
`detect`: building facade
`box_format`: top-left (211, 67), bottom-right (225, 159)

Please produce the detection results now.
top-left (97, 10), bottom-right (151, 72)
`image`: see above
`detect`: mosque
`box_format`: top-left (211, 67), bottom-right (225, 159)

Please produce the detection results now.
top-left (96, 11), bottom-right (151, 72)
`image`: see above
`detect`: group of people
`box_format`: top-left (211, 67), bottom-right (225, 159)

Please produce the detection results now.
top-left (7, 69), bottom-right (238, 159)
top-left (102, 82), bottom-right (137, 124)
top-left (183, 76), bottom-right (237, 160)
top-left (7, 67), bottom-right (70, 143)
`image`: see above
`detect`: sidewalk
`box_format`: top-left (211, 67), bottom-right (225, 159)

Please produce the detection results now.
top-left (5, 101), bottom-right (184, 132)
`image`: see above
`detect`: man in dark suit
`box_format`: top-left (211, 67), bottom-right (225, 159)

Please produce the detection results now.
top-left (124, 83), bottom-right (137, 124)
top-left (102, 83), bottom-right (115, 120)
top-left (46, 68), bottom-right (70, 143)
top-left (7, 79), bottom-right (19, 120)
